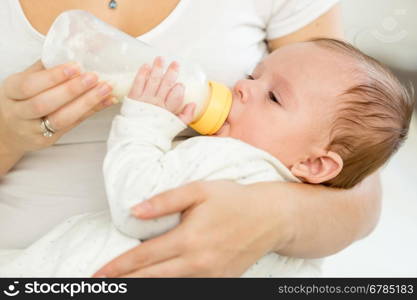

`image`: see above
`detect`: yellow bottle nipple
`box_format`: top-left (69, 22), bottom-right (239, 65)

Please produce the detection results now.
top-left (189, 81), bottom-right (232, 135)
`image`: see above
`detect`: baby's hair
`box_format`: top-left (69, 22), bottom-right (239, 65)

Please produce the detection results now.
top-left (312, 38), bottom-right (415, 189)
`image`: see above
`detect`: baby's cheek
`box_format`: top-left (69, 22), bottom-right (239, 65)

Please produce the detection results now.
top-left (214, 121), bottom-right (230, 137)
top-left (264, 129), bottom-right (303, 166)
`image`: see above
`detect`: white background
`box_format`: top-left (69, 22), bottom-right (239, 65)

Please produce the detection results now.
top-left (322, 0), bottom-right (417, 277)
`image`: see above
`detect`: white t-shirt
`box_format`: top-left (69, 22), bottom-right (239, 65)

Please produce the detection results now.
top-left (0, 0), bottom-right (339, 248)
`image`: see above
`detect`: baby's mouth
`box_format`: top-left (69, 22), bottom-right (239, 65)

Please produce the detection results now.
top-left (214, 92), bottom-right (235, 136)
top-left (214, 119), bottom-right (229, 136)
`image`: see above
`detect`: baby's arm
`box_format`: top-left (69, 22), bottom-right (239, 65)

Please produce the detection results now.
top-left (104, 57), bottom-right (195, 240)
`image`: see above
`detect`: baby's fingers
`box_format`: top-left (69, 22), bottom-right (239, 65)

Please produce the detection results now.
top-left (156, 61), bottom-right (179, 100)
top-left (128, 64), bottom-right (151, 99)
top-left (178, 103), bottom-right (195, 125)
top-left (142, 57), bottom-right (164, 97)
top-left (165, 83), bottom-right (185, 114)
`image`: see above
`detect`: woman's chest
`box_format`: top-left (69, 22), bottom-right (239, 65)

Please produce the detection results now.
top-left (18, 0), bottom-right (181, 37)
top-left (2, 0), bottom-right (270, 87)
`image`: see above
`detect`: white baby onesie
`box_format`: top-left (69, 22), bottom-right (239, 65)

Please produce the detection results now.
top-left (0, 98), bottom-right (322, 277)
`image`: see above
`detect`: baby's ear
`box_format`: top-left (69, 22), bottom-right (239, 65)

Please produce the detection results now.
top-left (290, 151), bottom-right (343, 184)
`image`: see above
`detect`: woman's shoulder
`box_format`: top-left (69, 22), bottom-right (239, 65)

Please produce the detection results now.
top-left (0, 0), bottom-right (44, 82)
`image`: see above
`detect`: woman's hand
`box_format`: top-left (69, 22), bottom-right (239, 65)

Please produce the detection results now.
top-left (93, 181), bottom-right (294, 277)
top-left (93, 173), bottom-right (381, 277)
top-left (0, 60), bottom-right (115, 157)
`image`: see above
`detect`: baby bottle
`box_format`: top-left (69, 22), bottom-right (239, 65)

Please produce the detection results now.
top-left (41, 10), bottom-right (232, 135)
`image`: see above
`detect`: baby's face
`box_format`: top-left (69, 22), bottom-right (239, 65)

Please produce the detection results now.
top-left (216, 42), bottom-right (356, 169)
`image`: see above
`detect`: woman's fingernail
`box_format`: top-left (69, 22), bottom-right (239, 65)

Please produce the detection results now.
top-left (63, 63), bottom-right (80, 77)
top-left (131, 201), bottom-right (152, 217)
top-left (92, 272), bottom-right (107, 278)
top-left (82, 73), bottom-right (98, 87)
top-left (102, 99), bottom-right (112, 107)
top-left (98, 83), bottom-right (112, 96)
top-left (103, 97), bottom-right (117, 107)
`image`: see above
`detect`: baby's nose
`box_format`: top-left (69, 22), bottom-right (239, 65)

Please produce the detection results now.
top-left (233, 81), bottom-right (248, 104)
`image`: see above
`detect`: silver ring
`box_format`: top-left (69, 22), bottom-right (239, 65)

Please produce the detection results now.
top-left (40, 117), bottom-right (55, 137)
top-left (44, 118), bottom-right (56, 133)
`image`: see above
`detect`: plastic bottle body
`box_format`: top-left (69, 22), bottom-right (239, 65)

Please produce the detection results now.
top-left (41, 10), bottom-right (210, 121)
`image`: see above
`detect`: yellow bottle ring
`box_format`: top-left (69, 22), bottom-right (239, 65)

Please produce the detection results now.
top-left (189, 81), bottom-right (232, 135)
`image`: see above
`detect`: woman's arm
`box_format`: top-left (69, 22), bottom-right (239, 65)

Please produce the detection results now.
top-left (0, 61), bottom-right (115, 177)
top-left (0, 82), bottom-right (26, 176)
top-left (0, 131), bottom-right (24, 176)
top-left (263, 172), bottom-right (382, 257)
top-left (267, 3), bottom-right (344, 51)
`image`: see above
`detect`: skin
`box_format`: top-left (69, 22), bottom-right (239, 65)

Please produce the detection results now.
top-left (215, 42), bottom-right (356, 184)
top-left (0, 1), bottom-right (382, 277)
top-left (127, 58), bottom-right (195, 125)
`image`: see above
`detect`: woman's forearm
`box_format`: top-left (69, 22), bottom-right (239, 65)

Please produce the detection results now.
top-left (0, 124), bottom-right (25, 176)
top-left (0, 87), bottom-right (24, 176)
top-left (0, 141), bottom-right (24, 176)
top-left (254, 172), bottom-right (382, 258)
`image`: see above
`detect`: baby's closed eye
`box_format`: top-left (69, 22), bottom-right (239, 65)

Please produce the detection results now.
top-left (245, 74), bottom-right (281, 105)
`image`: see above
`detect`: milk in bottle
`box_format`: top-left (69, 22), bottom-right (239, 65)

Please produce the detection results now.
top-left (41, 10), bottom-right (232, 135)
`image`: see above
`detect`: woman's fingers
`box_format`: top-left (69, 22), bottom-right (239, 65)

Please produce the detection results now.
top-left (120, 257), bottom-right (189, 278)
top-left (0, 60), bottom-right (116, 154)
top-left (16, 72), bottom-right (99, 119)
top-left (92, 227), bottom-right (183, 278)
top-left (45, 82), bottom-right (112, 131)
top-left (81, 95), bottom-right (117, 118)
top-left (59, 95), bottom-right (116, 134)
top-left (4, 61), bottom-right (80, 100)
top-left (131, 181), bottom-right (205, 219)
top-left (16, 60), bottom-right (44, 76)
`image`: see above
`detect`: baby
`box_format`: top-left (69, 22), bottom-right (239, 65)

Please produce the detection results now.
top-left (1, 38), bottom-right (413, 277)
top-left (213, 38), bottom-right (413, 189)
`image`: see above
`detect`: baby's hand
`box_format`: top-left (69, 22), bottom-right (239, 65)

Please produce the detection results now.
top-left (128, 56), bottom-right (195, 124)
